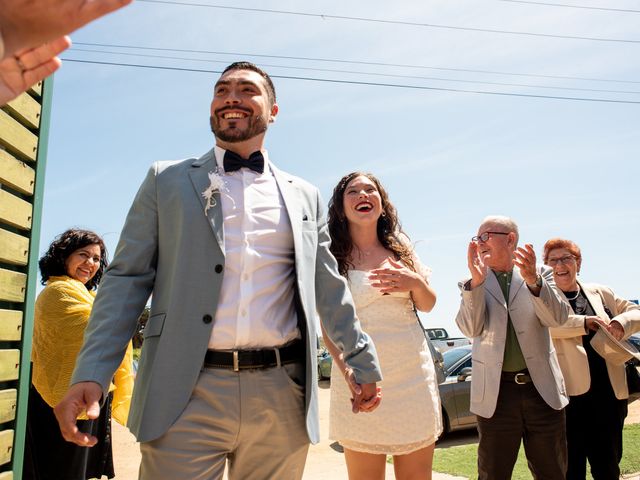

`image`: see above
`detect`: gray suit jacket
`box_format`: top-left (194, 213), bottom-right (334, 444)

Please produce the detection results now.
top-left (72, 148), bottom-right (381, 443)
top-left (455, 267), bottom-right (570, 418)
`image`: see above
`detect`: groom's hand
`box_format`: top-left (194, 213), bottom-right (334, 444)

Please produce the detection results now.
top-left (54, 381), bottom-right (103, 446)
top-left (351, 382), bottom-right (381, 413)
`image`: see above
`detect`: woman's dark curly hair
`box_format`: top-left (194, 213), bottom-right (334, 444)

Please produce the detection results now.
top-left (327, 172), bottom-right (416, 277)
top-left (39, 229), bottom-right (109, 290)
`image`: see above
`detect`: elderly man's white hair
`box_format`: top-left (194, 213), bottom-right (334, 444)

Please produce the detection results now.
top-left (480, 215), bottom-right (519, 245)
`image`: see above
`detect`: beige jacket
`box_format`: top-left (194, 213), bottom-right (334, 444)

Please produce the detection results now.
top-left (551, 281), bottom-right (640, 399)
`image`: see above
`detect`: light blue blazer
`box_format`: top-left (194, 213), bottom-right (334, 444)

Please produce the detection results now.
top-left (72, 148), bottom-right (381, 443)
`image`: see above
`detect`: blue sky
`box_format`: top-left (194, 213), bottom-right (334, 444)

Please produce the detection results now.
top-left (39, 0), bottom-right (639, 336)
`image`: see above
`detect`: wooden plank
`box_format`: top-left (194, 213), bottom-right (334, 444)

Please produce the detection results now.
top-left (0, 472), bottom-right (12, 480)
top-left (0, 311), bottom-right (22, 341)
top-left (0, 390), bottom-right (17, 424)
top-left (4, 92), bottom-right (41, 129)
top-left (0, 149), bottom-right (35, 195)
top-left (0, 430), bottom-right (14, 466)
top-left (0, 109), bottom-right (37, 162)
top-left (0, 351), bottom-right (20, 382)
top-left (28, 81), bottom-right (43, 98)
top-left (0, 270), bottom-right (26, 303)
top-left (0, 190), bottom-right (32, 231)
top-left (0, 229), bottom-right (29, 267)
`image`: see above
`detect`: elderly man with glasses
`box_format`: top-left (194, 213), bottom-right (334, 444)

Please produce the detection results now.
top-left (455, 215), bottom-right (571, 480)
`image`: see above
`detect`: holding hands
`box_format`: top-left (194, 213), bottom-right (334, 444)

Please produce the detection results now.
top-left (342, 367), bottom-right (382, 413)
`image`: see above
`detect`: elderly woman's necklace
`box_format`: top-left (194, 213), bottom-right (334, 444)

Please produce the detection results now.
top-left (565, 289), bottom-right (581, 301)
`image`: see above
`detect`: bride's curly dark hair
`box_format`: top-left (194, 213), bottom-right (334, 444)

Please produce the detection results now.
top-left (327, 172), bottom-right (416, 277)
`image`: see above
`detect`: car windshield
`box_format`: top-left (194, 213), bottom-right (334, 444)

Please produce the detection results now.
top-left (443, 347), bottom-right (471, 371)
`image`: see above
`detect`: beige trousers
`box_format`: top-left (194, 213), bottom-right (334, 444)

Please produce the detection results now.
top-left (139, 362), bottom-right (309, 480)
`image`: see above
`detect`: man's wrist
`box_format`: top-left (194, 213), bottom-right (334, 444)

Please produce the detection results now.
top-left (526, 274), bottom-right (542, 288)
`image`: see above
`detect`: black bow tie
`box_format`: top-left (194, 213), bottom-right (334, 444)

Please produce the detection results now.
top-left (223, 150), bottom-right (264, 174)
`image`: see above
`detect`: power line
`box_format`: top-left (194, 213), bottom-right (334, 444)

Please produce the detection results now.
top-left (60, 57), bottom-right (640, 104)
top-left (135, 0), bottom-right (640, 44)
top-left (74, 42), bottom-right (640, 85)
top-left (69, 46), bottom-right (640, 95)
top-left (499, 0), bottom-right (640, 14)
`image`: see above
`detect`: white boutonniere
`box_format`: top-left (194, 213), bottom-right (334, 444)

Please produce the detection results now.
top-left (202, 169), bottom-right (226, 216)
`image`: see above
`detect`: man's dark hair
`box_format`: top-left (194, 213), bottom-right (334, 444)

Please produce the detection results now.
top-left (221, 62), bottom-right (276, 106)
top-left (39, 228), bottom-right (109, 290)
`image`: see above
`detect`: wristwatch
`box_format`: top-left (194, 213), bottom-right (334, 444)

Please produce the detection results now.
top-left (527, 274), bottom-right (542, 289)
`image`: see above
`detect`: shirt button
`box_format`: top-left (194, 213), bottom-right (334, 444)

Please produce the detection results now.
top-left (202, 314), bottom-right (213, 324)
top-left (243, 273), bottom-right (249, 281)
top-left (215, 264), bottom-right (223, 273)
top-left (241, 310), bottom-right (247, 316)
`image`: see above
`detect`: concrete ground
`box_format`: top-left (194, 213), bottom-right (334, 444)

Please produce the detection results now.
top-left (110, 385), bottom-right (640, 479)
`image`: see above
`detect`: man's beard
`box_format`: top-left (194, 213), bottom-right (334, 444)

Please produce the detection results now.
top-left (210, 114), bottom-right (268, 143)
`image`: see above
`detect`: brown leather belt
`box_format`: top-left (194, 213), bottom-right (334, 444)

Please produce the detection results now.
top-left (204, 340), bottom-right (303, 372)
top-left (501, 370), bottom-right (532, 384)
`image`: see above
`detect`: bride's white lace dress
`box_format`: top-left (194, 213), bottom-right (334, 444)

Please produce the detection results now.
top-left (329, 267), bottom-right (443, 454)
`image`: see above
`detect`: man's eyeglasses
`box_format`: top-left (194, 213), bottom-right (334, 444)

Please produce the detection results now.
top-left (472, 231), bottom-right (509, 243)
top-left (546, 256), bottom-right (575, 266)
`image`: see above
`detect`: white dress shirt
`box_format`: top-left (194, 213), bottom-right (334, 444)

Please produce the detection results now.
top-left (209, 145), bottom-right (300, 349)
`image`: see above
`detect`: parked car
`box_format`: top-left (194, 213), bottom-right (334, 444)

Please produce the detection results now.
top-left (425, 327), bottom-right (471, 352)
top-left (439, 345), bottom-right (476, 434)
top-left (628, 334), bottom-right (640, 367)
top-left (318, 346), bottom-right (332, 380)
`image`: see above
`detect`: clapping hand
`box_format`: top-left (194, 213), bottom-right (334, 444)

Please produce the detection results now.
top-left (513, 243), bottom-right (538, 286)
top-left (467, 241), bottom-right (488, 289)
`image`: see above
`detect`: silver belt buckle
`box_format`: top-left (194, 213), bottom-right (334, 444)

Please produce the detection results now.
top-left (515, 373), bottom-right (526, 384)
top-left (233, 351), bottom-right (239, 372)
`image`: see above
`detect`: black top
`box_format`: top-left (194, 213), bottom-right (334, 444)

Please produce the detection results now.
top-left (567, 290), bottom-right (614, 397)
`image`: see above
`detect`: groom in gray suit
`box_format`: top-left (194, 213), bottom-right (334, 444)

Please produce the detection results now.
top-left (456, 215), bottom-right (570, 480)
top-left (55, 62), bottom-right (382, 479)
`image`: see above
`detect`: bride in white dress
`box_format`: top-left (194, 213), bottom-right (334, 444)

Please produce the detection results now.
top-left (323, 172), bottom-right (442, 480)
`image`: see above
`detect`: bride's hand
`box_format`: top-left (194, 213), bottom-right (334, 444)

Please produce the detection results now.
top-left (369, 258), bottom-right (420, 294)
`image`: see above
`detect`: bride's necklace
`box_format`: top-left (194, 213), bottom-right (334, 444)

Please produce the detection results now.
top-left (564, 289), bottom-right (581, 301)
top-left (356, 244), bottom-right (377, 257)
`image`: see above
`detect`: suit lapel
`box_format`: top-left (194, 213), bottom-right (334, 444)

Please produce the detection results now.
top-left (188, 149), bottom-right (225, 255)
top-left (509, 269), bottom-right (526, 305)
top-left (580, 280), bottom-right (610, 321)
top-left (271, 165), bottom-right (303, 266)
top-left (486, 271), bottom-right (507, 308)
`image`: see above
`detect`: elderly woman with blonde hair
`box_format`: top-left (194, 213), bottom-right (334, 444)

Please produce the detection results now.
top-left (543, 238), bottom-right (640, 480)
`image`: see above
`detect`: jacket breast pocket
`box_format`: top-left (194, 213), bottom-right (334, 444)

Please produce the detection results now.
top-left (144, 313), bottom-right (166, 339)
top-left (471, 359), bottom-right (485, 402)
top-left (301, 219), bottom-right (317, 233)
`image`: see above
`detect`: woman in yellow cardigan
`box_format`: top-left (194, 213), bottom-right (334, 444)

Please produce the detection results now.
top-left (24, 229), bottom-right (133, 480)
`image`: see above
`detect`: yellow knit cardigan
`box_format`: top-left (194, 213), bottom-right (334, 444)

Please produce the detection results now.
top-left (31, 275), bottom-right (133, 424)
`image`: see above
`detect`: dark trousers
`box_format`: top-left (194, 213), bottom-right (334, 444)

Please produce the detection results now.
top-left (566, 391), bottom-right (627, 480)
top-left (476, 380), bottom-right (567, 480)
